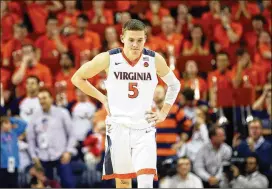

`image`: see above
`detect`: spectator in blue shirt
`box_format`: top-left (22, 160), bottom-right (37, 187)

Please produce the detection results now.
top-left (0, 116), bottom-right (27, 188)
top-left (233, 118), bottom-right (272, 184)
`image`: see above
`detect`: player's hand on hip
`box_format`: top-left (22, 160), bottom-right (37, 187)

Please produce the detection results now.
top-left (145, 110), bottom-right (167, 125)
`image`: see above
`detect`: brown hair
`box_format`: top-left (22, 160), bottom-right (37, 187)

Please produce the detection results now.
top-left (122, 19), bottom-right (146, 35)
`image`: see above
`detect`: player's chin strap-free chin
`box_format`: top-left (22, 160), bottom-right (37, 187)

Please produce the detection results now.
top-left (160, 71), bottom-right (181, 106)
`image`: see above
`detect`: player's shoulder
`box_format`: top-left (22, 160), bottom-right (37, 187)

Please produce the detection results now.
top-left (143, 48), bottom-right (155, 57)
top-left (108, 48), bottom-right (122, 55)
top-left (91, 51), bottom-right (110, 64)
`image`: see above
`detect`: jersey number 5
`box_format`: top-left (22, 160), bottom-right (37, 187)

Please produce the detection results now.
top-left (128, 82), bottom-right (139, 98)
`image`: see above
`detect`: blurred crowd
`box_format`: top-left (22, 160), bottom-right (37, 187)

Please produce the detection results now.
top-left (0, 0), bottom-right (271, 188)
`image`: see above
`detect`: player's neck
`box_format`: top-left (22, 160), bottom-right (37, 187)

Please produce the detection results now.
top-left (123, 48), bottom-right (141, 61)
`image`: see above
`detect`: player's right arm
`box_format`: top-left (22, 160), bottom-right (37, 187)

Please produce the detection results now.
top-left (71, 52), bottom-right (109, 106)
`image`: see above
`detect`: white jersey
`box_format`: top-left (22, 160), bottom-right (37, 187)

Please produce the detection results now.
top-left (104, 48), bottom-right (158, 128)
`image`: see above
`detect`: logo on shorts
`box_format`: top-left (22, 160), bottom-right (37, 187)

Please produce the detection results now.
top-left (107, 124), bottom-right (112, 133)
top-left (144, 62), bottom-right (149, 67)
top-left (146, 129), bottom-right (152, 133)
top-left (115, 62), bottom-right (122, 65)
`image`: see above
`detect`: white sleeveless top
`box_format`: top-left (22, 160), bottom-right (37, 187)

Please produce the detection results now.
top-left (104, 48), bottom-right (158, 129)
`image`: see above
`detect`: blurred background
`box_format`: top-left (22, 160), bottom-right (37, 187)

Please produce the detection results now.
top-left (0, 0), bottom-right (271, 188)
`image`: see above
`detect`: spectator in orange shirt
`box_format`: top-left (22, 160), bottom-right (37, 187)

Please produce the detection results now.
top-left (25, 1), bottom-right (63, 35)
top-left (254, 31), bottom-right (271, 75)
top-left (11, 44), bottom-right (52, 98)
top-left (68, 14), bottom-right (101, 68)
top-left (176, 4), bottom-right (194, 38)
top-left (142, 20), bottom-right (164, 52)
top-left (35, 14), bottom-right (68, 75)
top-left (2, 23), bottom-right (33, 69)
top-left (244, 15), bottom-right (266, 57)
top-left (201, 0), bottom-right (221, 40)
top-left (214, 6), bottom-right (243, 62)
top-left (145, 0), bottom-right (170, 26)
top-left (1, 1), bottom-right (22, 44)
top-left (208, 52), bottom-right (233, 107)
top-left (232, 0), bottom-right (260, 32)
top-left (182, 24), bottom-right (209, 56)
top-left (57, 1), bottom-right (81, 36)
top-left (55, 52), bottom-right (77, 105)
top-left (158, 15), bottom-right (184, 57)
top-left (180, 60), bottom-right (208, 101)
top-left (102, 26), bottom-right (121, 51)
top-left (232, 48), bottom-right (265, 91)
top-left (87, 0), bottom-right (113, 25)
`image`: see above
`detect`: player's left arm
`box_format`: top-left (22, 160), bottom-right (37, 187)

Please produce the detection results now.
top-left (145, 53), bottom-right (181, 124)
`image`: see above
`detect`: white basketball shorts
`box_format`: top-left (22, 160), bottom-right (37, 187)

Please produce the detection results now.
top-left (102, 123), bottom-right (158, 180)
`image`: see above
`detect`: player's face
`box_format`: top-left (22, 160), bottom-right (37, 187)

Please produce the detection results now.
top-left (122, 30), bottom-right (146, 56)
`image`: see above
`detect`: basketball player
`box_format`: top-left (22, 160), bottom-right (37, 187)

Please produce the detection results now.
top-left (71, 19), bottom-right (180, 188)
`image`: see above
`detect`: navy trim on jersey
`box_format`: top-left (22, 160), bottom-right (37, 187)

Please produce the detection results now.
top-left (108, 48), bottom-right (122, 55)
top-left (104, 135), bottom-right (114, 175)
top-left (109, 48), bottom-right (155, 57)
top-left (143, 48), bottom-right (155, 57)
